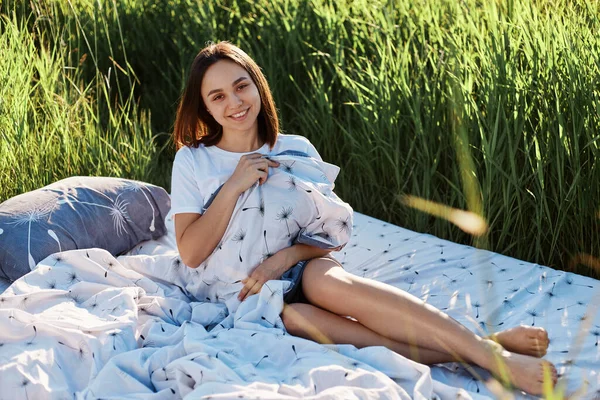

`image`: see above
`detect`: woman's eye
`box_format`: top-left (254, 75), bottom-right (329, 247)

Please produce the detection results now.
top-left (237, 84), bottom-right (248, 91)
top-left (213, 95), bottom-right (223, 101)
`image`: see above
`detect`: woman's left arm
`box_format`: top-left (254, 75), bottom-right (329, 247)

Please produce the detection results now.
top-left (282, 243), bottom-right (333, 266)
top-left (237, 244), bottom-right (333, 301)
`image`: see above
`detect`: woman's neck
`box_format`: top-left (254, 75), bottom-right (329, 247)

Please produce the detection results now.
top-left (217, 127), bottom-right (263, 153)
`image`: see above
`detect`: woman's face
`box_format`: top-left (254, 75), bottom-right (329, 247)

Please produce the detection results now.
top-left (201, 59), bottom-right (262, 136)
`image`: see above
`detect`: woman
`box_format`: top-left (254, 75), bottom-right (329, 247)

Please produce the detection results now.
top-left (170, 41), bottom-right (557, 396)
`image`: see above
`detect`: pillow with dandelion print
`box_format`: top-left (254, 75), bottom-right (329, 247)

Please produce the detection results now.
top-left (0, 176), bottom-right (171, 282)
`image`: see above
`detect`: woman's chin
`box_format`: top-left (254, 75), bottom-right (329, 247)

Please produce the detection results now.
top-left (224, 119), bottom-right (259, 134)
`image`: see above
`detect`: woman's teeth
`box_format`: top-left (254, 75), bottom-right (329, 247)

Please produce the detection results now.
top-left (231, 109), bottom-right (248, 118)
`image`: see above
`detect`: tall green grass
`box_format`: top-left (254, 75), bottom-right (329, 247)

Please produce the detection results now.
top-left (1, 0), bottom-right (599, 277)
top-left (0, 2), bottom-right (166, 200)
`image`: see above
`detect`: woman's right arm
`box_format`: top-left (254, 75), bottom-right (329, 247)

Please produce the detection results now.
top-left (174, 181), bottom-right (240, 268)
top-left (174, 153), bottom-right (279, 268)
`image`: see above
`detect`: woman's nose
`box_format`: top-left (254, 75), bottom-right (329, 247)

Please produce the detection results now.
top-left (230, 94), bottom-right (243, 108)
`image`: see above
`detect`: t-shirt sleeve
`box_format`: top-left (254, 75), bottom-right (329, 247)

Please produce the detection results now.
top-left (304, 138), bottom-right (323, 162)
top-left (170, 147), bottom-right (205, 216)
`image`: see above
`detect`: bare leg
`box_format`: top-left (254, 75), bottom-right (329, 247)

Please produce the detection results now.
top-left (299, 258), bottom-right (557, 395)
top-left (281, 303), bottom-right (549, 362)
top-left (282, 302), bottom-right (456, 364)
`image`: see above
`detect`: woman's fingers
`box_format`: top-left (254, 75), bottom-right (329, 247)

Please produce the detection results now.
top-left (239, 154), bottom-right (266, 171)
top-left (258, 170), bottom-right (268, 185)
top-left (248, 157), bottom-right (279, 166)
top-left (238, 277), bottom-right (264, 301)
top-left (238, 280), bottom-right (252, 301)
top-left (247, 159), bottom-right (278, 185)
top-left (234, 155), bottom-right (280, 189)
top-left (248, 281), bottom-right (262, 296)
top-left (266, 159), bottom-right (280, 167)
top-left (230, 154), bottom-right (280, 194)
top-left (250, 159), bottom-right (268, 172)
top-left (241, 153), bottom-right (264, 160)
top-left (249, 158), bottom-right (276, 170)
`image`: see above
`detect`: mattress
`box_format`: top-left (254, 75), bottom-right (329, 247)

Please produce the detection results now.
top-left (0, 211), bottom-right (598, 399)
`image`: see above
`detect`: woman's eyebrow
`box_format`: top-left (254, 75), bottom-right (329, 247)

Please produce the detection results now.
top-left (207, 77), bottom-right (249, 97)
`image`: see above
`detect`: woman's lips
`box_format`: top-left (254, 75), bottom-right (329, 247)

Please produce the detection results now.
top-left (229, 108), bottom-right (249, 121)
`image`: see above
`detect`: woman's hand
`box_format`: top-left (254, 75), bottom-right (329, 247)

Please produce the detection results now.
top-left (227, 153), bottom-right (279, 195)
top-left (238, 250), bottom-right (291, 301)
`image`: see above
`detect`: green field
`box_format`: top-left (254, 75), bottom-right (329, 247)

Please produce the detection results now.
top-left (1, 0), bottom-right (599, 278)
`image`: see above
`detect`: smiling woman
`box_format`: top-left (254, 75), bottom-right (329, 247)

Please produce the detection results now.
top-left (172, 42), bottom-right (279, 152)
top-left (167, 41), bottom-right (558, 396)
top-left (201, 60), bottom-right (263, 152)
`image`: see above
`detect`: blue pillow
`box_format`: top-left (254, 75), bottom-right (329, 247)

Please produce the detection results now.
top-left (0, 176), bottom-right (171, 281)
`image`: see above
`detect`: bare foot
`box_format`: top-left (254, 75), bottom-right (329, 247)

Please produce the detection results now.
top-left (489, 326), bottom-right (549, 357)
top-left (484, 339), bottom-right (557, 396)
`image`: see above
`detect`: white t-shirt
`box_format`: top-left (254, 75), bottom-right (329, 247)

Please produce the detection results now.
top-left (169, 134), bottom-right (323, 218)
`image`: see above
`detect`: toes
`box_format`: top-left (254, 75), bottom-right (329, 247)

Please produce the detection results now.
top-left (535, 348), bottom-right (547, 357)
top-left (536, 328), bottom-right (549, 342)
top-left (525, 326), bottom-right (548, 341)
top-left (530, 342), bottom-right (547, 357)
top-left (531, 328), bottom-right (546, 338)
top-left (540, 362), bottom-right (556, 380)
top-left (530, 329), bottom-right (550, 351)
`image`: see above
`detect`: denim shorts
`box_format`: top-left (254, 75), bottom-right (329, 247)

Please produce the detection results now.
top-left (281, 260), bottom-right (310, 304)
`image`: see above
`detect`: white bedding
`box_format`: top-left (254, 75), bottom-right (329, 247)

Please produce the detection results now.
top-left (0, 212), bottom-right (598, 399)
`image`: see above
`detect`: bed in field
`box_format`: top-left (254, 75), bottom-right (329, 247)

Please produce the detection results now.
top-left (0, 209), bottom-right (598, 399)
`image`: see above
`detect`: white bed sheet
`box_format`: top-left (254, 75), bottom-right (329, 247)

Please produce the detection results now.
top-left (0, 211), bottom-right (598, 399)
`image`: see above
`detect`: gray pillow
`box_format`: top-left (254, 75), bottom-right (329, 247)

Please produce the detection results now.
top-left (0, 176), bottom-right (171, 282)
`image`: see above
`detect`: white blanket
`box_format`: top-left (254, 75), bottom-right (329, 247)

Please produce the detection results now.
top-left (1, 211), bottom-right (599, 399)
top-left (0, 247), bottom-right (475, 399)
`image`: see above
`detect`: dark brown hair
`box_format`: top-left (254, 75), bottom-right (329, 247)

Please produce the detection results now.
top-left (172, 41), bottom-right (279, 150)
